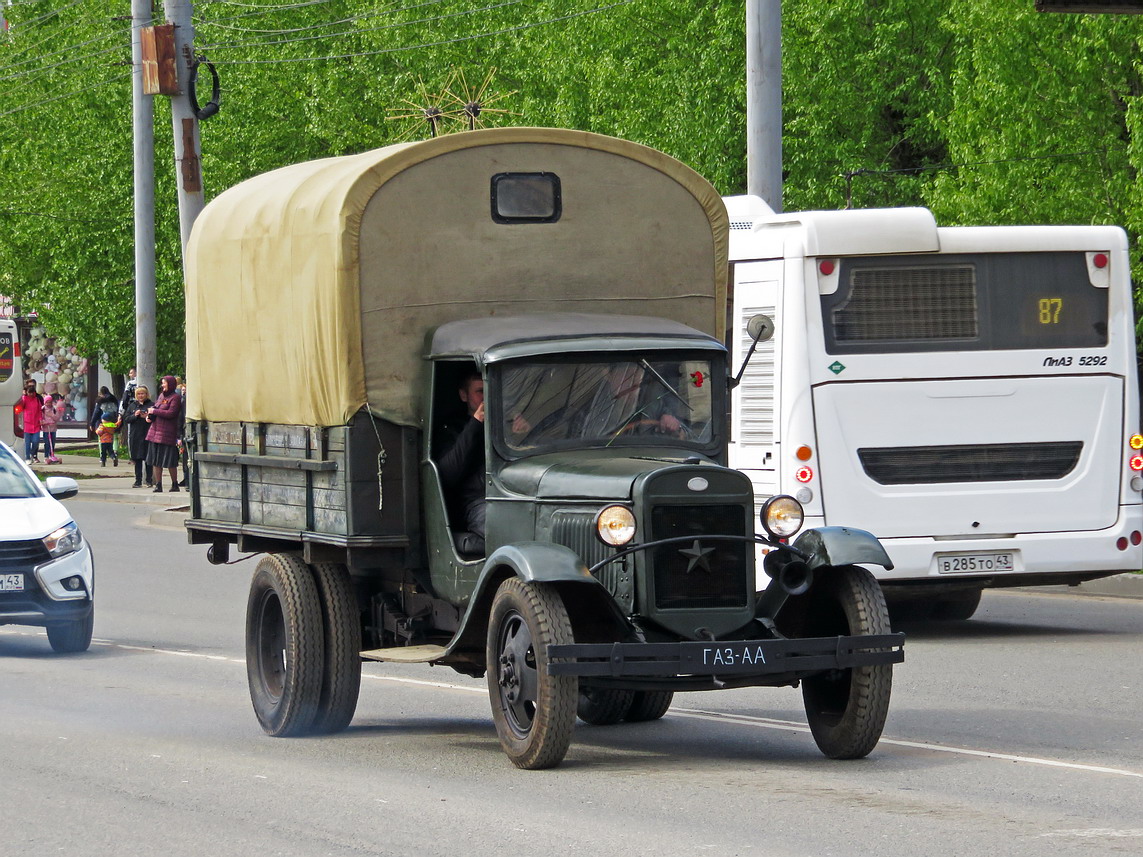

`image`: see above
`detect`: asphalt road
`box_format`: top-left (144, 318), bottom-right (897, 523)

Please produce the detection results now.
top-left (2, 499), bottom-right (1141, 857)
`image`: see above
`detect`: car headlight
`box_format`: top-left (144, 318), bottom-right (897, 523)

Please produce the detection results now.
top-left (43, 521), bottom-right (83, 558)
top-left (760, 495), bottom-right (804, 539)
top-left (595, 505), bottom-right (636, 546)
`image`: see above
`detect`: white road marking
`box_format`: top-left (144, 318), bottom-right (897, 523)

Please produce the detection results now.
top-left (4, 627), bottom-right (1140, 779)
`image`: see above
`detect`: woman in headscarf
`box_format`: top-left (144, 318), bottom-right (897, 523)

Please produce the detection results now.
top-left (145, 375), bottom-right (183, 493)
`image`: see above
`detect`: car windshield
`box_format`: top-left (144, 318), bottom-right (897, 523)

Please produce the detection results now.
top-left (497, 355), bottom-right (717, 455)
top-left (0, 446), bottom-right (41, 499)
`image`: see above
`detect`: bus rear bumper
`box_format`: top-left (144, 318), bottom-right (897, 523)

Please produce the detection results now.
top-left (864, 505), bottom-right (1143, 586)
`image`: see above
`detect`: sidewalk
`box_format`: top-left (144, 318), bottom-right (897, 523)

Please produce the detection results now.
top-left (32, 450), bottom-right (190, 528)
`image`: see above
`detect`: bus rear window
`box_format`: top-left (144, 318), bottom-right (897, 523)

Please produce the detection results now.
top-left (822, 252), bottom-right (1109, 354)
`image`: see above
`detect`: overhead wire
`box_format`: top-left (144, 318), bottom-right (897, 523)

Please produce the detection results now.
top-left (196, 0), bottom-right (452, 35)
top-left (200, 0), bottom-right (527, 51)
top-left (209, 0), bottom-right (641, 64)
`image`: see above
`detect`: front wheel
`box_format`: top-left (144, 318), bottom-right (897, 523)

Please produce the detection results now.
top-left (46, 608), bottom-right (93, 654)
top-left (246, 553), bottom-right (325, 737)
top-left (800, 565), bottom-right (893, 759)
top-left (487, 578), bottom-right (577, 769)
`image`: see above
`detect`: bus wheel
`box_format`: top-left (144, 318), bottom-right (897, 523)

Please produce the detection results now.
top-left (801, 565), bottom-right (893, 759)
top-left (624, 690), bottom-right (674, 722)
top-left (310, 562), bottom-right (362, 734)
top-left (487, 578), bottom-right (576, 769)
top-left (577, 687), bottom-right (634, 725)
top-left (932, 589), bottom-right (983, 621)
top-left (246, 553), bottom-right (324, 737)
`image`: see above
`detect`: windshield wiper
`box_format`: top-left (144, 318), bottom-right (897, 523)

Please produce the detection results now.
top-left (639, 359), bottom-right (693, 413)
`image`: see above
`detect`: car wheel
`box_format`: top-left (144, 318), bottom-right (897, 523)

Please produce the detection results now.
top-left (624, 690), bottom-right (673, 722)
top-left (310, 562), bottom-right (362, 735)
top-left (46, 608), bottom-right (93, 654)
top-left (246, 553), bottom-right (324, 737)
top-left (487, 578), bottom-right (576, 769)
top-left (800, 565), bottom-right (893, 760)
top-left (577, 687), bottom-right (634, 725)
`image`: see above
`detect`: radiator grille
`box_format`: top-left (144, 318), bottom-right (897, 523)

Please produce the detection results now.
top-left (551, 507), bottom-right (615, 571)
top-left (857, 441), bottom-right (1084, 485)
top-left (651, 505), bottom-right (749, 610)
top-left (0, 539), bottom-right (50, 572)
top-left (832, 265), bottom-right (978, 343)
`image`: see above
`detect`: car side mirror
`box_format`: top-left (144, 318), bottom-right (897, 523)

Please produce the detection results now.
top-left (45, 476), bottom-right (79, 501)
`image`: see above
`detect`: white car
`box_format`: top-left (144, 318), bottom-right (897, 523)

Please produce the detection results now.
top-left (0, 440), bottom-right (94, 652)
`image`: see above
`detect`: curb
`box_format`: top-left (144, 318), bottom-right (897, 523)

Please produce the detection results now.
top-left (1020, 573), bottom-right (1143, 601)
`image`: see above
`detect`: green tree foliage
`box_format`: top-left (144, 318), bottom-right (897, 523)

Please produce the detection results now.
top-left (2, 0), bottom-right (1143, 362)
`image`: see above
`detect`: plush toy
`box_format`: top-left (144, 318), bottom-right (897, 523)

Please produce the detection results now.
top-left (43, 371), bottom-right (58, 395)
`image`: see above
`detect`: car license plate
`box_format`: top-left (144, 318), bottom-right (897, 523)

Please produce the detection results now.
top-left (936, 552), bottom-right (1014, 574)
top-left (0, 573), bottom-right (24, 592)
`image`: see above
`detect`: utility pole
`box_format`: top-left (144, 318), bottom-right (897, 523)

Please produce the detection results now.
top-left (746, 0), bottom-right (782, 212)
top-left (131, 0), bottom-right (156, 395)
top-left (163, 0), bottom-right (205, 268)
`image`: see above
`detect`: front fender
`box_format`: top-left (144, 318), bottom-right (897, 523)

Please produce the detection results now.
top-left (444, 542), bottom-right (611, 659)
top-left (792, 526), bottom-right (894, 572)
top-left (481, 541), bottom-right (597, 584)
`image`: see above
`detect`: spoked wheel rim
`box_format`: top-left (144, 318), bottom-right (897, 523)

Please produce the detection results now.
top-left (495, 608), bottom-right (540, 739)
top-left (254, 589), bottom-right (288, 702)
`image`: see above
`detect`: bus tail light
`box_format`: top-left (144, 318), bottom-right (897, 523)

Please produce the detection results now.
top-left (1130, 455), bottom-right (1143, 472)
top-left (1130, 435), bottom-right (1143, 450)
top-left (795, 466), bottom-right (814, 483)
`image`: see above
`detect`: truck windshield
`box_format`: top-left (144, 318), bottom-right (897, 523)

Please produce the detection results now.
top-left (497, 356), bottom-right (717, 454)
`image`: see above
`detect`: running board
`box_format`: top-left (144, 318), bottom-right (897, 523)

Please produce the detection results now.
top-left (360, 644), bottom-right (447, 663)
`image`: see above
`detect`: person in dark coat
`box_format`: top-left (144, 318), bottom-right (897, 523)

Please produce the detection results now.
top-left (145, 375), bottom-right (183, 493)
top-left (435, 370), bottom-right (485, 555)
top-left (123, 385), bottom-right (154, 488)
top-left (89, 386), bottom-right (118, 434)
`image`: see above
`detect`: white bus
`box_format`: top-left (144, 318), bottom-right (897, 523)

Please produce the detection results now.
top-left (0, 317), bottom-right (21, 450)
top-left (726, 196), bottom-right (1143, 618)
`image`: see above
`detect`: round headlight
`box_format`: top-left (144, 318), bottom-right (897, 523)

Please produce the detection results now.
top-left (596, 505), bottom-right (636, 546)
top-left (760, 495), bottom-right (804, 539)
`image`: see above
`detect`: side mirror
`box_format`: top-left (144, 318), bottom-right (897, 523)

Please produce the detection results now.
top-left (731, 313), bottom-right (776, 388)
top-left (746, 313), bottom-right (775, 343)
top-left (45, 476), bottom-right (79, 501)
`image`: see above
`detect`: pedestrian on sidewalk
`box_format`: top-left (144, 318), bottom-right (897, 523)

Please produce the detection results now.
top-left (40, 393), bottom-right (64, 463)
top-left (89, 386), bottom-right (118, 436)
top-left (176, 377), bottom-right (189, 487)
top-left (145, 375), bottom-right (183, 493)
top-left (96, 414), bottom-right (119, 466)
top-left (123, 385), bottom-right (154, 487)
top-left (119, 367), bottom-right (138, 416)
top-left (20, 379), bottom-right (43, 464)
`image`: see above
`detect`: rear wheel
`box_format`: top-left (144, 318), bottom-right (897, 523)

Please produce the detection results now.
top-left (46, 608), bottom-right (93, 654)
top-left (577, 687), bottom-right (634, 725)
top-left (310, 562), bottom-right (362, 735)
top-left (487, 578), bottom-right (577, 769)
top-left (624, 690), bottom-right (674, 722)
top-left (931, 589), bottom-right (983, 621)
top-left (801, 565), bottom-right (893, 759)
top-left (246, 553), bottom-right (324, 737)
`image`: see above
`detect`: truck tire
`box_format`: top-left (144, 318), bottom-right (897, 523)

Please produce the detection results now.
top-left (931, 588), bottom-right (983, 621)
top-left (577, 688), bottom-right (634, 725)
top-left (246, 553), bottom-right (325, 737)
top-left (801, 565), bottom-right (892, 760)
top-left (310, 562), bottom-right (362, 735)
top-left (624, 690), bottom-right (673, 722)
top-left (46, 609), bottom-right (93, 654)
top-left (487, 578), bottom-right (577, 769)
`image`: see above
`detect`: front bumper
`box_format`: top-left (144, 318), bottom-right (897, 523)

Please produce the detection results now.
top-left (547, 633), bottom-right (904, 690)
top-left (0, 544), bottom-right (94, 626)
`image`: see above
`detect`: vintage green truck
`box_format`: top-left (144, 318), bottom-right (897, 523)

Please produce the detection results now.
top-left (183, 128), bottom-right (903, 769)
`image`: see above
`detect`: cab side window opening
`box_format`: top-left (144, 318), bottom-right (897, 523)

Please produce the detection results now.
top-left (432, 363), bottom-right (486, 556)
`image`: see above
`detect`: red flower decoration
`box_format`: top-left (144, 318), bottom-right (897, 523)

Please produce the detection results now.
top-left (690, 371), bottom-right (704, 387)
